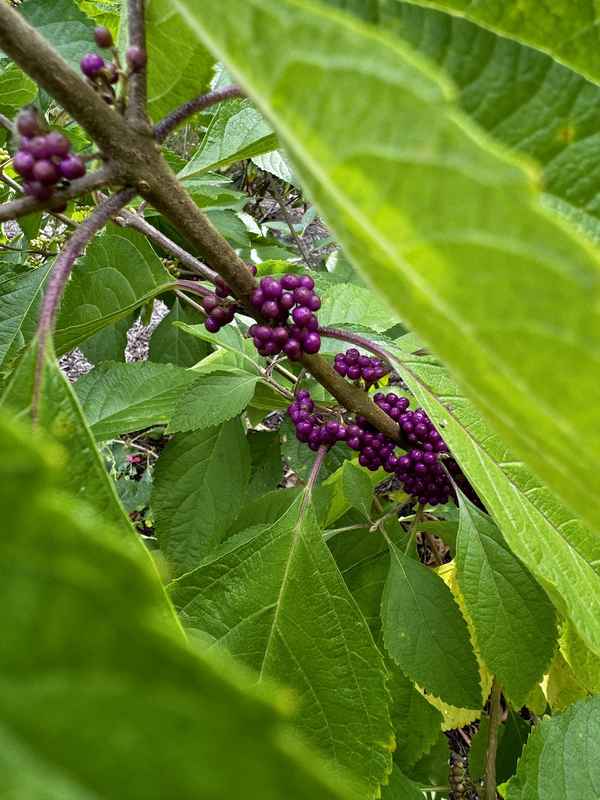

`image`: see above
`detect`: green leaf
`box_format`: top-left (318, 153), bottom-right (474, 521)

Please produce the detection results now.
top-left (180, 96), bottom-right (277, 178)
top-left (318, 285), bottom-right (400, 333)
top-left (152, 420), bottom-right (250, 573)
top-left (178, 321), bottom-right (263, 374)
top-left (21, 0), bottom-right (101, 71)
top-left (167, 370), bottom-right (259, 433)
top-left (136, 0), bottom-right (215, 121)
top-left (380, 765), bottom-right (423, 800)
top-left (0, 263), bottom-right (51, 374)
top-left (388, 350), bottom-right (600, 658)
top-left (560, 622), bottom-right (600, 696)
top-left (399, 0), bottom-right (600, 87)
top-left (506, 696), bottom-right (600, 800)
top-left (455, 492), bottom-right (557, 706)
top-left (546, 652), bottom-right (589, 713)
top-left (54, 226), bottom-right (173, 354)
top-left (149, 298), bottom-right (210, 366)
top-left (0, 62), bottom-right (36, 115)
top-left (75, 361), bottom-right (197, 440)
top-left (381, 538), bottom-right (481, 708)
top-left (1, 341), bottom-right (135, 540)
top-left (247, 430), bottom-right (283, 498)
top-left (0, 410), bottom-right (358, 800)
top-left (78, 313), bottom-right (133, 363)
top-left (341, 460), bottom-right (375, 520)
top-left (388, 666), bottom-right (443, 772)
top-left (172, 0), bottom-right (600, 540)
top-left (169, 498), bottom-right (394, 796)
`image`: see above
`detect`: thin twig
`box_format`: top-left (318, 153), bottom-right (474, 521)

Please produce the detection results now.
top-left (404, 503), bottom-right (425, 554)
top-left (154, 85), bottom-right (244, 143)
top-left (126, 0), bottom-right (148, 124)
top-left (174, 289), bottom-right (206, 316)
top-left (269, 177), bottom-right (313, 268)
top-left (300, 445), bottom-right (328, 516)
top-left (113, 205), bottom-right (219, 283)
top-left (0, 166), bottom-right (115, 223)
top-left (0, 169), bottom-right (77, 229)
top-left (33, 188), bottom-right (136, 421)
top-left (0, 112), bottom-right (15, 135)
top-left (484, 679), bottom-right (503, 800)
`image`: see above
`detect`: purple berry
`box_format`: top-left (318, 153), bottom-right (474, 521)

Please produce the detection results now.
top-left (347, 365), bottom-right (361, 380)
top-left (16, 109), bottom-right (40, 138)
top-left (32, 159), bottom-right (59, 185)
top-left (105, 63), bottom-right (119, 84)
top-left (81, 53), bottom-right (105, 78)
top-left (205, 317), bottom-right (220, 333)
top-left (302, 331), bottom-right (321, 354)
top-left (334, 362), bottom-right (347, 377)
top-left (23, 181), bottom-right (53, 201)
top-left (260, 277), bottom-right (282, 299)
top-left (202, 293), bottom-right (219, 313)
top-left (13, 150), bottom-right (35, 177)
top-left (59, 155), bottom-right (86, 180)
top-left (284, 339), bottom-right (302, 360)
top-left (280, 291), bottom-right (294, 311)
top-left (281, 274), bottom-right (300, 290)
top-left (299, 275), bottom-right (315, 289)
top-left (28, 136), bottom-right (51, 160)
top-left (294, 286), bottom-right (312, 306)
top-left (272, 326), bottom-right (289, 345)
top-left (45, 132), bottom-right (71, 158)
top-left (346, 348), bottom-right (360, 363)
top-left (126, 46), bottom-right (147, 72)
top-left (94, 26), bottom-right (113, 49)
top-left (252, 325), bottom-right (271, 342)
top-left (261, 300), bottom-right (280, 319)
top-left (292, 306), bottom-right (312, 327)
top-left (250, 288), bottom-right (264, 308)
top-left (306, 293), bottom-right (321, 311)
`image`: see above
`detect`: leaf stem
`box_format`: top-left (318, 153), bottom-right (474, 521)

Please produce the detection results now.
top-left (484, 678), bottom-right (503, 800)
top-left (33, 188), bottom-right (136, 421)
top-left (0, 112), bottom-right (14, 134)
top-left (300, 445), bottom-right (328, 517)
top-left (154, 85), bottom-right (244, 143)
top-left (405, 502), bottom-right (425, 554)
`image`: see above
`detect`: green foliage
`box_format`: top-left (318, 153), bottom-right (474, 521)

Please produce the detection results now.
top-left (0, 263), bottom-right (51, 375)
top-left (455, 492), bottom-right (557, 706)
top-left (21, 0), bottom-right (101, 70)
top-left (152, 421), bottom-right (251, 573)
top-left (0, 410), bottom-right (358, 800)
top-left (169, 498), bottom-right (394, 795)
top-left (382, 537), bottom-right (481, 708)
top-left (173, 0), bottom-right (600, 539)
top-left (506, 696), bottom-right (600, 799)
top-left (149, 298), bottom-right (210, 366)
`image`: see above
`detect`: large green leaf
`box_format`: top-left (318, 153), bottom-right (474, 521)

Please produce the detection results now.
top-left (75, 361), bottom-right (197, 440)
top-left (318, 285), bottom-right (400, 333)
top-left (0, 61), bottom-right (36, 115)
top-left (380, 765), bottom-right (423, 800)
top-left (1, 341), bottom-right (135, 540)
top-left (167, 370), bottom-right (260, 433)
top-left (54, 226), bottom-right (173, 354)
top-left (364, 4), bottom-right (600, 247)
top-left (0, 263), bottom-right (51, 374)
top-left (78, 313), bottom-right (133, 364)
top-left (456, 493), bottom-right (557, 706)
top-left (169, 498), bottom-right (394, 796)
top-left (381, 539), bottom-right (481, 708)
top-left (387, 666), bottom-right (443, 771)
top-left (399, 0), bottom-right (600, 87)
top-left (152, 420), bottom-right (251, 574)
top-left (172, 0), bottom-right (600, 538)
top-left (20, 0), bottom-right (101, 70)
top-left (0, 411), bottom-right (358, 800)
top-left (387, 349), bottom-right (600, 658)
top-left (506, 696), bottom-right (600, 800)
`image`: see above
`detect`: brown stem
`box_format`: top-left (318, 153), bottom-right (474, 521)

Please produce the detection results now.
top-left (0, 167), bottom-right (115, 223)
top-left (484, 679), bottom-right (503, 800)
top-left (126, 0), bottom-right (149, 126)
top-left (154, 85), bottom-right (244, 143)
top-left (33, 188), bottom-right (136, 421)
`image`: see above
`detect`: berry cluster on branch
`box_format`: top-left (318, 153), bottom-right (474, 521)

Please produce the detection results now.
top-left (334, 347), bottom-right (389, 385)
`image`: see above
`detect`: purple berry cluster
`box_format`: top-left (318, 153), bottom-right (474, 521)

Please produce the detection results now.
top-left (201, 265), bottom-right (257, 334)
top-left (288, 391), bottom-right (348, 451)
top-left (249, 274), bottom-right (322, 359)
top-left (287, 388), bottom-right (457, 507)
top-left (334, 348), bottom-right (389, 386)
top-left (80, 28), bottom-right (118, 84)
top-left (12, 109), bottom-right (85, 202)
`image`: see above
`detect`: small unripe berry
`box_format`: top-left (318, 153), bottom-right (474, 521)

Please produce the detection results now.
top-left (126, 46), bottom-right (147, 72)
top-left (94, 26), bottom-right (113, 49)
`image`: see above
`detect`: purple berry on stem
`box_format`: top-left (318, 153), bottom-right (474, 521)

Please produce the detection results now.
top-left (260, 276), bottom-right (282, 299)
top-left (292, 306), bottom-right (312, 327)
top-left (202, 293), bottom-right (219, 313)
top-left (16, 109), bottom-right (40, 138)
top-left (299, 275), bottom-right (315, 290)
top-left (205, 317), bottom-right (220, 333)
top-left (32, 159), bottom-right (59, 185)
top-left (94, 26), bottom-right (114, 49)
top-left (261, 300), bottom-right (280, 319)
top-left (281, 274), bottom-right (300, 290)
top-left (45, 132), bottom-right (71, 158)
top-left (302, 331), bottom-right (321, 354)
top-left (23, 181), bottom-right (53, 201)
top-left (59, 155), bottom-right (86, 180)
top-left (250, 288), bottom-right (264, 308)
top-left (126, 46), bottom-right (147, 72)
top-left (80, 53), bottom-right (105, 78)
top-left (28, 136), bottom-right (51, 159)
top-left (13, 150), bottom-right (35, 177)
